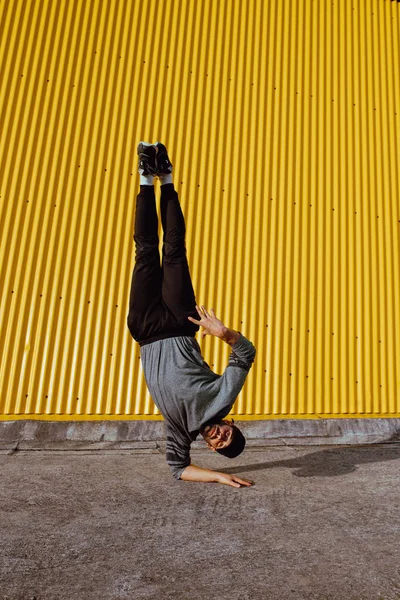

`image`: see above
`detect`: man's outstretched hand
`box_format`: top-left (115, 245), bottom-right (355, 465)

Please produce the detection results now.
top-left (188, 306), bottom-right (240, 345)
top-left (181, 464), bottom-right (253, 487)
top-left (215, 473), bottom-right (254, 488)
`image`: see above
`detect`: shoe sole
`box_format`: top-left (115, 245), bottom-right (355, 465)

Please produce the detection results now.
top-left (137, 143), bottom-right (157, 175)
top-left (155, 142), bottom-right (173, 175)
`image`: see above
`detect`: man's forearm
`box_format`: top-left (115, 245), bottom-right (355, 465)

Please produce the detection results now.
top-left (220, 326), bottom-right (240, 346)
top-left (180, 464), bottom-right (253, 487)
top-left (180, 464), bottom-right (219, 483)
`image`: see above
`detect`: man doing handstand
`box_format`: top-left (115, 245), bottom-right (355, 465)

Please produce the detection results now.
top-left (127, 142), bottom-right (256, 488)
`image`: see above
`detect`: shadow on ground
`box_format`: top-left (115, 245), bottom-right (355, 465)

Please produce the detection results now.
top-left (221, 438), bottom-right (400, 478)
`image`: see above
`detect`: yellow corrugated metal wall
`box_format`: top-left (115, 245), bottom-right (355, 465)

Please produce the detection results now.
top-left (1, 0), bottom-right (399, 420)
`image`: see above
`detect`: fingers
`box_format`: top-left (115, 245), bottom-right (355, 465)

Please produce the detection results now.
top-left (236, 477), bottom-right (254, 487)
top-left (200, 305), bottom-right (209, 319)
top-left (228, 480), bottom-right (241, 488)
top-left (188, 315), bottom-right (209, 335)
top-left (199, 305), bottom-right (212, 317)
top-left (196, 305), bottom-right (210, 319)
top-left (190, 305), bottom-right (218, 333)
top-left (195, 305), bottom-right (217, 319)
top-left (227, 478), bottom-right (252, 488)
top-left (188, 313), bottom-right (208, 337)
top-left (231, 475), bottom-right (253, 487)
top-left (188, 316), bottom-right (201, 325)
top-left (219, 474), bottom-right (254, 488)
top-left (195, 305), bottom-right (203, 318)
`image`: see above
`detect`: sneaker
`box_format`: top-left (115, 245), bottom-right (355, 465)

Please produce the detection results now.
top-left (155, 142), bottom-right (173, 175)
top-left (137, 142), bottom-right (157, 176)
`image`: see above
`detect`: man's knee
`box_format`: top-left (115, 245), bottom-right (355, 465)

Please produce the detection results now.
top-left (134, 235), bottom-right (159, 259)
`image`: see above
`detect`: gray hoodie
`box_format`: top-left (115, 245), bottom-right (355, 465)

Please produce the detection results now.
top-left (140, 334), bottom-right (256, 479)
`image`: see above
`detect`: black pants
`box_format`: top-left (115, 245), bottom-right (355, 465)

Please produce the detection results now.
top-left (127, 184), bottom-right (200, 346)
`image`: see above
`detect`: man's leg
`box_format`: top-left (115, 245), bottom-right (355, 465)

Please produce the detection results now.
top-left (160, 181), bottom-right (199, 336)
top-left (127, 181), bottom-right (163, 343)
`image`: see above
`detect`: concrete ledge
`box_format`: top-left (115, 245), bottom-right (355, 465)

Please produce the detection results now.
top-left (0, 418), bottom-right (399, 449)
top-left (0, 441), bottom-right (160, 453)
top-left (0, 420), bottom-right (165, 443)
top-left (238, 418), bottom-right (400, 445)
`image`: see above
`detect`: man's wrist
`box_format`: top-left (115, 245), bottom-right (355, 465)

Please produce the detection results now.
top-left (220, 327), bottom-right (240, 346)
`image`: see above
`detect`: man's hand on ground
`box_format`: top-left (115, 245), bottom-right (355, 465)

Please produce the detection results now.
top-left (215, 472), bottom-right (254, 488)
top-left (181, 464), bottom-right (253, 487)
top-left (188, 305), bottom-right (240, 345)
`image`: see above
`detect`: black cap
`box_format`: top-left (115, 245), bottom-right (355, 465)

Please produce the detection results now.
top-left (216, 425), bottom-right (246, 458)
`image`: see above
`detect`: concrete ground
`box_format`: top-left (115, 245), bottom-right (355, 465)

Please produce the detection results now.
top-left (1, 443), bottom-right (400, 600)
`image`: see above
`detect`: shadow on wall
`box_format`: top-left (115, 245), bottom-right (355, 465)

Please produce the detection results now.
top-left (221, 431), bottom-right (400, 478)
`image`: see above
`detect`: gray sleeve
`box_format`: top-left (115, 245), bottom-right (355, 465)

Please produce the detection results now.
top-left (165, 424), bottom-right (191, 480)
top-left (228, 334), bottom-right (256, 371)
top-left (199, 335), bottom-right (256, 426)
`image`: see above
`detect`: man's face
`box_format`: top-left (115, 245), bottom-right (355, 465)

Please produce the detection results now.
top-left (201, 419), bottom-right (234, 451)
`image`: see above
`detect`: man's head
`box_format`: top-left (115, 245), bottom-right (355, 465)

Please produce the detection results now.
top-left (200, 419), bottom-right (246, 458)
